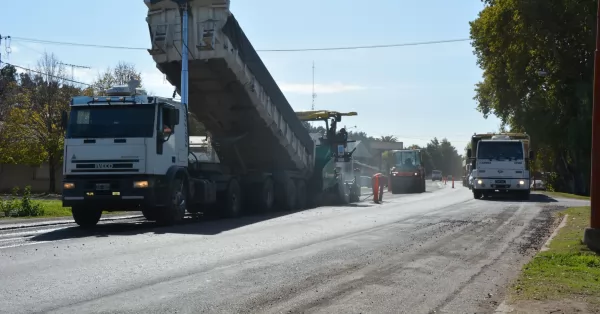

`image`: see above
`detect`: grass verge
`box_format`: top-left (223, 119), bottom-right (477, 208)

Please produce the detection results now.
top-left (542, 191), bottom-right (590, 200)
top-left (1, 199), bottom-right (126, 219)
top-left (510, 206), bottom-right (600, 311)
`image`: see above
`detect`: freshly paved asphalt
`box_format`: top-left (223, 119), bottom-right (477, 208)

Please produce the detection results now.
top-left (0, 180), bottom-right (587, 314)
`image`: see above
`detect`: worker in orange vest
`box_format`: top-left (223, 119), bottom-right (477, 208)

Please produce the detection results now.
top-left (372, 173), bottom-right (385, 203)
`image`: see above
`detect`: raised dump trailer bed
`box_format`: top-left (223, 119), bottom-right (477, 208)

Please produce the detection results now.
top-left (144, 0), bottom-right (314, 178)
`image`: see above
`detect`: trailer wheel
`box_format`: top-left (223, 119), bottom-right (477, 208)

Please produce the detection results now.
top-left (221, 179), bottom-right (242, 218)
top-left (296, 180), bottom-right (307, 210)
top-left (258, 177), bottom-right (275, 212)
top-left (72, 206), bottom-right (102, 228)
top-left (282, 179), bottom-right (297, 211)
top-left (156, 178), bottom-right (187, 226)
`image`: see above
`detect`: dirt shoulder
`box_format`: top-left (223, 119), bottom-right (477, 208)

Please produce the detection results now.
top-left (503, 206), bottom-right (600, 313)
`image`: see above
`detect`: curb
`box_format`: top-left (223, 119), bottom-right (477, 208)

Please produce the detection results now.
top-left (0, 215), bottom-right (144, 231)
top-left (494, 213), bottom-right (570, 313)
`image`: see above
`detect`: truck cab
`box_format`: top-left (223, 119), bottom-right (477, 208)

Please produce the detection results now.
top-left (467, 133), bottom-right (534, 200)
top-left (60, 83), bottom-right (193, 227)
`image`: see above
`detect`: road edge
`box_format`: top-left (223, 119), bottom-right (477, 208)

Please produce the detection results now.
top-left (493, 213), bottom-right (570, 313)
top-left (0, 214), bottom-right (144, 231)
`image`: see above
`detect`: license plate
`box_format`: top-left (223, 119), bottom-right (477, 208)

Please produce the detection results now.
top-left (95, 183), bottom-right (110, 191)
top-left (495, 180), bottom-right (506, 184)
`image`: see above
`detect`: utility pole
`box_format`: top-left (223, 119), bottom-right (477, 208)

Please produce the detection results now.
top-left (311, 61), bottom-right (317, 110)
top-left (0, 34), bottom-right (10, 67)
top-left (58, 62), bottom-right (91, 83)
top-left (584, 0), bottom-right (600, 251)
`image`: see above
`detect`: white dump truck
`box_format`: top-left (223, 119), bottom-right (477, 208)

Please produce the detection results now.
top-left (60, 0), bottom-right (360, 227)
top-left (467, 133), bottom-right (534, 200)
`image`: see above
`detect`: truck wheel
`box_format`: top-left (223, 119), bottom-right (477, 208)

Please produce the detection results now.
top-left (518, 190), bottom-right (530, 201)
top-left (296, 180), bottom-right (307, 210)
top-left (258, 177), bottom-right (275, 213)
top-left (142, 207), bottom-right (157, 221)
top-left (473, 190), bottom-right (483, 199)
top-left (156, 178), bottom-right (187, 226)
top-left (221, 179), bottom-right (242, 218)
top-left (72, 206), bottom-right (102, 228)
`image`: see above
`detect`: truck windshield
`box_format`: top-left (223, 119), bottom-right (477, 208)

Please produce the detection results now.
top-left (432, 170), bottom-right (441, 175)
top-left (393, 151), bottom-right (421, 169)
top-left (477, 141), bottom-right (523, 160)
top-left (66, 105), bottom-right (155, 138)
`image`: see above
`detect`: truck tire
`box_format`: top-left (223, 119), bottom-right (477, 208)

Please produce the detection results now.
top-left (296, 180), bottom-right (307, 210)
top-left (142, 207), bottom-right (157, 221)
top-left (259, 177), bottom-right (275, 213)
top-left (473, 189), bottom-right (482, 199)
top-left (275, 178), bottom-right (297, 211)
top-left (155, 178), bottom-right (187, 226)
top-left (518, 190), bottom-right (530, 201)
top-left (72, 206), bottom-right (102, 228)
top-left (221, 178), bottom-right (242, 218)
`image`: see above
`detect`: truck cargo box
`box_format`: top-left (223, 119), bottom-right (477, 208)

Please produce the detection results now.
top-left (144, 0), bottom-right (314, 176)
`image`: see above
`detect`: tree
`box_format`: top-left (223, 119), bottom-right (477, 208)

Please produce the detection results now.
top-left (92, 61), bottom-right (142, 95)
top-left (1, 53), bottom-right (81, 192)
top-left (470, 0), bottom-right (595, 194)
top-left (0, 64), bottom-right (18, 122)
top-left (380, 135), bottom-right (398, 142)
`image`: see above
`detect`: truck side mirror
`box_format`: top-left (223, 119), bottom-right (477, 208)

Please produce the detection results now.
top-left (467, 149), bottom-right (472, 158)
top-left (529, 150), bottom-right (535, 160)
top-left (61, 110), bottom-right (68, 129)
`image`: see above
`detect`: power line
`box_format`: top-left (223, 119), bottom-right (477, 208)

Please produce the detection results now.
top-left (258, 38), bottom-right (471, 52)
top-left (0, 61), bottom-right (91, 86)
top-left (10, 36), bottom-right (471, 52)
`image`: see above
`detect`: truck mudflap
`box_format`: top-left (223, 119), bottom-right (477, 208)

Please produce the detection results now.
top-left (62, 176), bottom-right (161, 210)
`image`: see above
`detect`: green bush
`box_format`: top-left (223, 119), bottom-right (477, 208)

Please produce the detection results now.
top-left (0, 185), bottom-right (45, 218)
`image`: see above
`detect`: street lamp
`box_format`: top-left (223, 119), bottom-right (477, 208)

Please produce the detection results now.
top-left (583, 0), bottom-right (600, 251)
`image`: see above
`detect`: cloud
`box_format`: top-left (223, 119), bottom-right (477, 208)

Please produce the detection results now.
top-left (279, 82), bottom-right (369, 94)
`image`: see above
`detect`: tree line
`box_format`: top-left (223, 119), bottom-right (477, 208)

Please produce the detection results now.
top-left (470, 0), bottom-right (595, 194)
top-left (0, 52), bottom-right (464, 193)
top-left (303, 123), bottom-right (465, 176)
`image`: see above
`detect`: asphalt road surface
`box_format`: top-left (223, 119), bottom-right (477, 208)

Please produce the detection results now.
top-left (0, 181), bottom-right (588, 314)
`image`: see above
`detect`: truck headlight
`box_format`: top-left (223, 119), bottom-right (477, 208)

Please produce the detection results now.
top-left (133, 181), bottom-right (149, 188)
top-left (414, 172), bottom-right (418, 176)
top-left (477, 179), bottom-right (483, 185)
top-left (63, 182), bottom-right (75, 189)
top-left (519, 180), bottom-right (525, 185)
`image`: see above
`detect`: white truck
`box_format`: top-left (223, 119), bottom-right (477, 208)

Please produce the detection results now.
top-left (466, 133), bottom-right (534, 200)
top-left (60, 0), bottom-right (360, 227)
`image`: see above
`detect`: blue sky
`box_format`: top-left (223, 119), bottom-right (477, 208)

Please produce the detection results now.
top-left (0, 0), bottom-right (501, 149)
